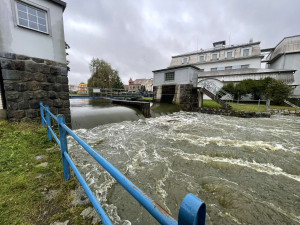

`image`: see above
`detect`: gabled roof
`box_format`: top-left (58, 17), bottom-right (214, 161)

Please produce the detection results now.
top-left (49, 0), bottom-right (66, 11)
top-left (134, 79), bottom-right (147, 84)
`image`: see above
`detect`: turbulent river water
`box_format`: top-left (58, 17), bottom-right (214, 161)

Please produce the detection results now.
top-left (69, 99), bottom-right (300, 225)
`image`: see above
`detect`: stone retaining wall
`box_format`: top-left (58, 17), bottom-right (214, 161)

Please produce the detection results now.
top-left (198, 107), bottom-right (271, 118)
top-left (269, 109), bottom-right (300, 116)
top-left (0, 52), bottom-right (71, 124)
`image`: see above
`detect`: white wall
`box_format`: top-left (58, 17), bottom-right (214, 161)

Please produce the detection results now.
top-left (0, 0), bottom-right (66, 63)
top-left (196, 58), bottom-right (261, 71)
top-left (269, 54), bottom-right (300, 96)
top-left (153, 67), bottom-right (198, 87)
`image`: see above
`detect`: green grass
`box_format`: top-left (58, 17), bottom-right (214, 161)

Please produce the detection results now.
top-left (0, 121), bottom-right (93, 225)
top-left (69, 93), bottom-right (89, 97)
top-left (141, 97), bottom-right (153, 101)
top-left (203, 100), bottom-right (300, 112)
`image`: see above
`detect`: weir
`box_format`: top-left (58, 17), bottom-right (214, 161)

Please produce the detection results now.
top-left (111, 99), bottom-right (151, 118)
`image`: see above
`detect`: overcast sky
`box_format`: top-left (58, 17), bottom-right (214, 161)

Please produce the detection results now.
top-left (63, 0), bottom-right (300, 85)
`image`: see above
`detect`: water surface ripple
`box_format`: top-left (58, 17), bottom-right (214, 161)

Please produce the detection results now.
top-left (68, 112), bottom-right (300, 225)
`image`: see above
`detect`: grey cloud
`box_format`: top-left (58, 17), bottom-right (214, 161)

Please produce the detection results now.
top-left (63, 0), bottom-right (300, 84)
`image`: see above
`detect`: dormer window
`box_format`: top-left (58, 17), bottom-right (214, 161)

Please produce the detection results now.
top-left (241, 47), bottom-right (252, 57)
top-left (211, 53), bottom-right (219, 60)
top-left (182, 57), bottom-right (189, 64)
top-left (225, 50), bottom-right (234, 59)
top-left (16, 1), bottom-right (48, 33)
top-left (198, 55), bottom-right (206, 63)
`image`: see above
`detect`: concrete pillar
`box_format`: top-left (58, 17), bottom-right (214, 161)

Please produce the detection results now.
top-left (198, 90), bottom-right (203, 108)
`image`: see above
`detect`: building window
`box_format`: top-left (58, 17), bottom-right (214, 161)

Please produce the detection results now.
top-left (226, 51), bottom-right (234, 59)
top-left (199, 69), bottom-right (204, 72)
top-left (232, 65), bottom-right (242, 69)
top-left (182, 57), bottom-right (189, 64)
top-left (16, 1), bottom-right (48, 33)
top-left (225, 66), bottom-right (232, 70)
top-left (211, 68), bottom-right (217, 71)
top-left (198, 55), bottom-right (206, 63)
top-left (241, 47), bottom-right (251, 57)
top-left (211, 53), bottom-right (219, 60)
top-left (165, 72), bottom-right (175, 81)
top-left (241, 64), bottom-right (250, 69)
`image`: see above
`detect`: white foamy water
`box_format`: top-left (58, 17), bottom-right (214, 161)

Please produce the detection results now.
top-left (68, 111), bottom-right (300, 225)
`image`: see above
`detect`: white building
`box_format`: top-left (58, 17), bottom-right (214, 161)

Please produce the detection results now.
top-left (264, 35), bottom-right (300, 97)
top-left (153, 40), bottom-right (296, 106)
top-left (0, 0), bottom-right (67, 63)
top-left (0, 0), bottom-right (70, 123)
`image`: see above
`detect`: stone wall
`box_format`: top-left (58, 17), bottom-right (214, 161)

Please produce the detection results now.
top-left (198, 107), bottom-right (271, 118)
top-left (178, 84), bottom-right (198, 110)
top-left (0, 52), bottom-right (71, 124)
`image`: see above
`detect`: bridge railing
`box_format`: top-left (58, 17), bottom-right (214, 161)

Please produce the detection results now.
top-left (39, 102), bottom-right (206, 225)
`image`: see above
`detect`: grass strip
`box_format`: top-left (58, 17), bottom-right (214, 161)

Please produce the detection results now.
top-left (0, 121), bottom-right (93, 225)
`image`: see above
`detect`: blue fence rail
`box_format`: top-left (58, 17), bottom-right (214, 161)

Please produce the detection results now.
top-left (40, 102), bottom-right (206, 225)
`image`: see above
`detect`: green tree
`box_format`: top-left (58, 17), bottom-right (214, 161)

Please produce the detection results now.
top-left (222, 82), bottom-right (240, 100)
top-left (88, 58), bottom-right (124, 89)
top-left (221, 78), bottom-right (293, 104)
top-left (264, 79), bottom-right (292, 105)
top-left (112, 75), bottom-right (124, 89)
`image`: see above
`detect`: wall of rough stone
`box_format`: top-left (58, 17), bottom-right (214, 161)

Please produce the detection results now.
top-left (198, 107), bottom-right (271, 118)
top-left (0, 52), bottom-right (71, 124)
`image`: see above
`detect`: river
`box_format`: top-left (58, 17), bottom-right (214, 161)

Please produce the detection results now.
top-left (69, 99), bottom-right (300, 225)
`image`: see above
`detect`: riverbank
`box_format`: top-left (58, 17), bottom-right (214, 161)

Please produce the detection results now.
top-left (203, 99), bottom-right (300, 115)
top-left (0, 121), bottom-right (97, 225)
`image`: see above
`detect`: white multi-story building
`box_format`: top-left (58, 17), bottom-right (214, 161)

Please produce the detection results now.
top-left (153, 39), bottom-right (296, 106)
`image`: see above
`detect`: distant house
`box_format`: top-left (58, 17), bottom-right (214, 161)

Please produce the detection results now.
top-left (68, 84), bottom-right (78, 93)
top-left (128, 78), bottom-right (153, 93)
top-left (77, 83), bottom-right (88, 95)
top-left (0, 0), bottom-right (71, 123)
top-left (153, 39), bottom-right (296, 106)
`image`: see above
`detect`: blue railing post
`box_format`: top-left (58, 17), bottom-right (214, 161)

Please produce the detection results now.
top-left (45, 106), bottom-right (52, 141)
top-left (40, 102), bottom-right (45, 127)
top-left (57, 114), bottom-right (71, 181)
top-left (178, 193), bottom-right (206, 225)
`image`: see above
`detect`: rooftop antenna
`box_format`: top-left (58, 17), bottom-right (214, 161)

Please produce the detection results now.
top-left (228, 32), bottom-right (231, 46)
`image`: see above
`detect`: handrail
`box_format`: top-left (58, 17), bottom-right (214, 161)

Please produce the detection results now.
top-left (39, 102), bottom-right (206, 225)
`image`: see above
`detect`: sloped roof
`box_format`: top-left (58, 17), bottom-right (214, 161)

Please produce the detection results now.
top-left (134, 79), bottom-right (147, 85)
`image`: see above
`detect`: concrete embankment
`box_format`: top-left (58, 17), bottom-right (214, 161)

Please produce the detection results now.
top-left (111, 99), bottom-right (151, 118)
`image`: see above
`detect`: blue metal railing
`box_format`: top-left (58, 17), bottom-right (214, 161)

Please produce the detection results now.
top-left (40, 102), bottom-right (206, 225)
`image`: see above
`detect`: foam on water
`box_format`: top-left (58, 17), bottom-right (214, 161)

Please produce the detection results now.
top-left (68, 111), bottom-right (300, 224)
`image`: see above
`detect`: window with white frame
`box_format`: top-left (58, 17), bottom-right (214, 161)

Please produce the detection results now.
top-left (165, 72), bottom-right (175, 81)
top-left (199, 69), bottom-right (204, 72)
top-left (16, 1), bottom-right (48, 33)
top-left (241, 64), bottom-right (250, 69)
top-left (225, 50), bottom-right (234, 59)
top-left (241, 47), bottom-right (252, 57)
top-left (211, 53), bottom-right (219, 60)
top-left (198, 55), bottom-right (206, 63)
top-left (225, 66), bottom-right (232, 70)
top-left (182, 57), bottom-right (189, 64)
top-left (211, 68), bottom-right (217, 71)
